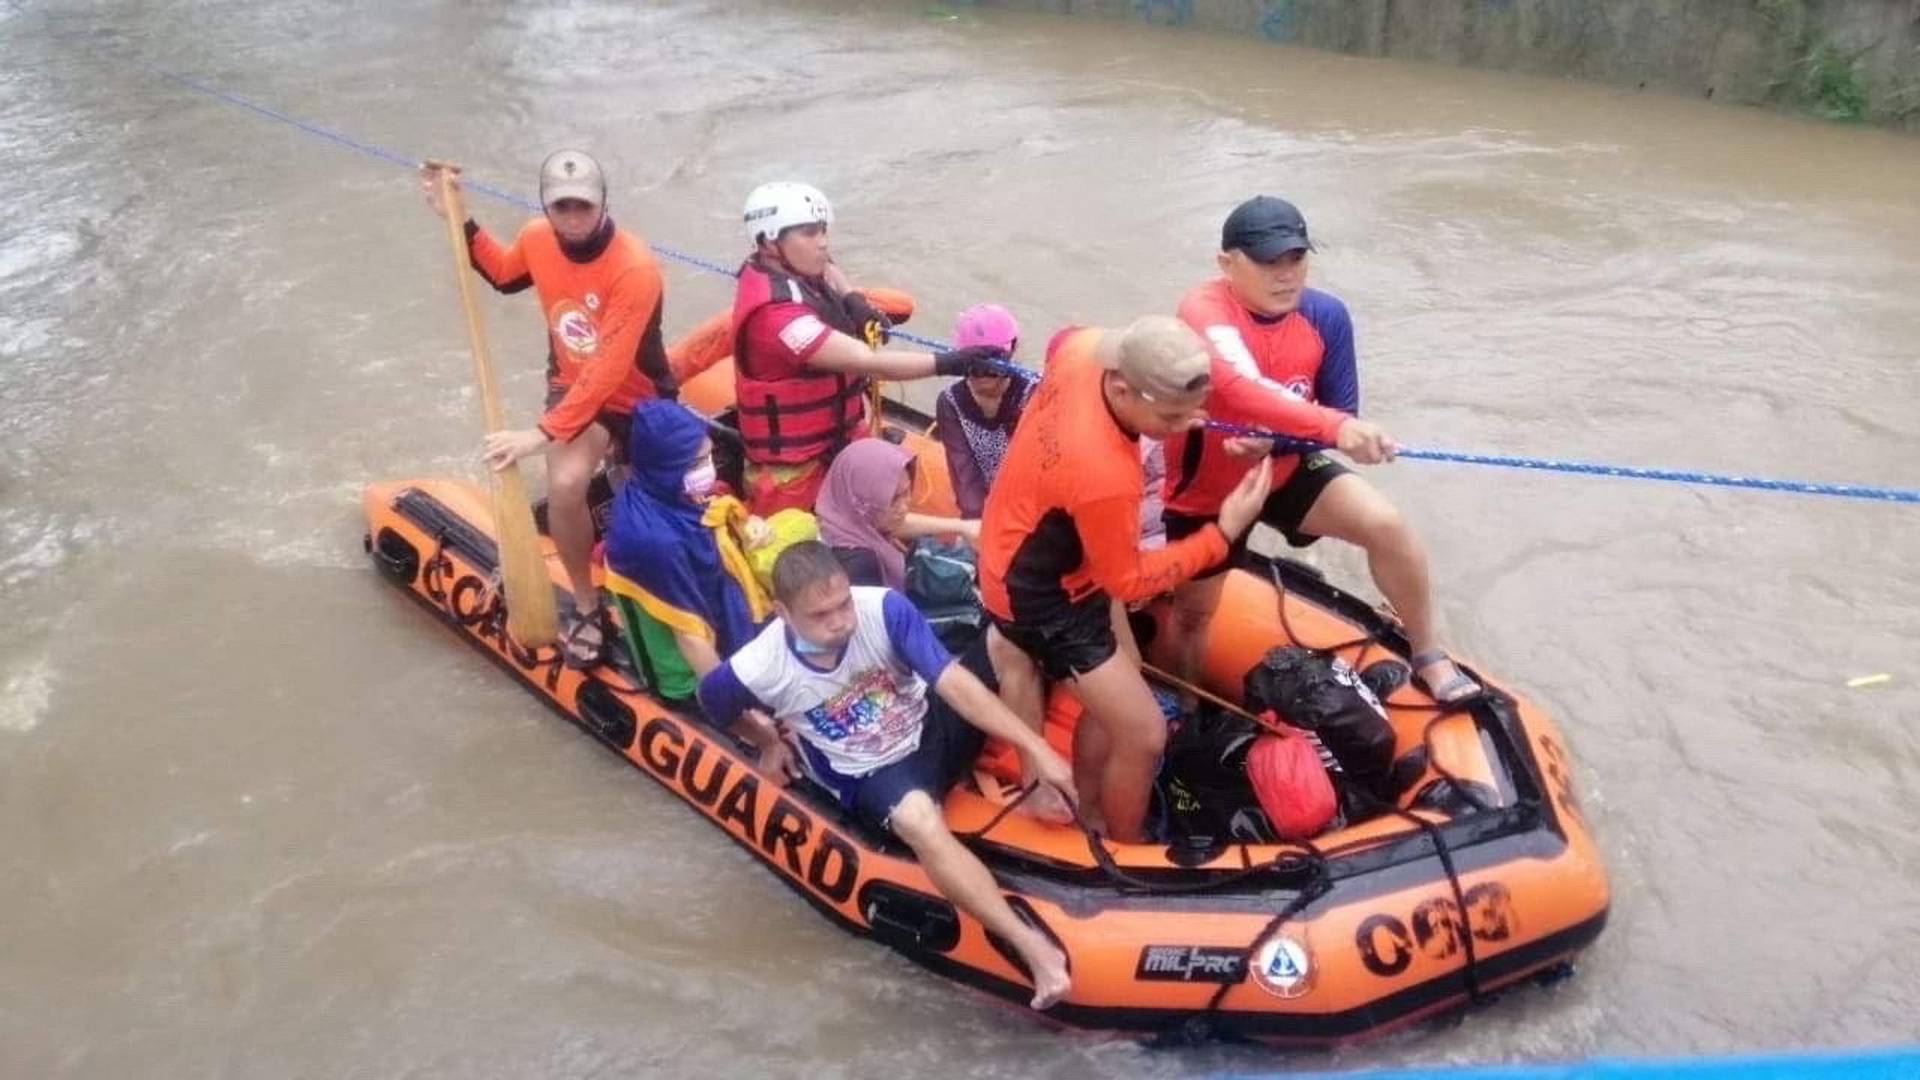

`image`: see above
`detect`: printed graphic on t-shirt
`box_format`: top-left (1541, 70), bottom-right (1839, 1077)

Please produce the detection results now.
top-left (801, 665), bottom-right (918, 760)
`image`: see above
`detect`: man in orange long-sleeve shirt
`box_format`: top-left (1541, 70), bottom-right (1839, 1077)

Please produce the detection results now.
top-left (422, 151), bottom-right (676, 668)
top-left (979, 317), bottom-right (1272, 842)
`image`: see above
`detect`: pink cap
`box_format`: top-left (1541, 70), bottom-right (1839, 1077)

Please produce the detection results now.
top-left (953, 303), bottom-right (1020, 352)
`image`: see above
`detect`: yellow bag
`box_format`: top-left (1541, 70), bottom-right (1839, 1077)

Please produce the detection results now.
top-left (748, 509), bottom-right (820, 591)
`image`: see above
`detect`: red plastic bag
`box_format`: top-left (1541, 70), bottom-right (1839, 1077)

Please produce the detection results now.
top-left (1246, 715), bottom-right (1337, 840)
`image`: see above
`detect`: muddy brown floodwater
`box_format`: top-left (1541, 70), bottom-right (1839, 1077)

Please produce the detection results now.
top-left (3, 2), bottom-right (1917, 1076)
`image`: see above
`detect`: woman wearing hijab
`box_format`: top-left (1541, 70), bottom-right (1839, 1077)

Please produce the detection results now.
top-left (934, 304), bottom-right (1039, 520)
top-left (604, 400), bottom-right (773, 704)
top-left (819, 438), bottom-right (1074, 826)
top-left (816, 438), bottom-right (978, 589)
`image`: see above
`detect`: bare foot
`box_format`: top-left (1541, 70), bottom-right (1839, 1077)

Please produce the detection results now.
top-left (1016, 782), bottom-right (1075, 826)
top-left (1020, 934), bottom-right (1072, 1010)
top-left (1075, 804), bottom-right (1106, 838)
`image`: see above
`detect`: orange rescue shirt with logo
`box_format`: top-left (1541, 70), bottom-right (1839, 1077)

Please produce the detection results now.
top-left (465, 217), bottom-right (675, 442)
top-left (1165, 278), bottom-right (1354, 515)
top-left (979, 328), bottom-right (1229, 623)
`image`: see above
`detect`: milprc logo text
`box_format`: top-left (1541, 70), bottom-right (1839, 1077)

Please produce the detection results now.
top-left (1134, 945), bottom-right (1248, 984)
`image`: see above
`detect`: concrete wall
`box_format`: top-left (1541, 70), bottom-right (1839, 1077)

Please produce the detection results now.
top-left (971, 1), bottom-right (1920, 128)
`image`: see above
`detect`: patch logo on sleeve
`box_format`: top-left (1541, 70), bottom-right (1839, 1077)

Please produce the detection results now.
top-left (779, 314), bottom-right (829, 354)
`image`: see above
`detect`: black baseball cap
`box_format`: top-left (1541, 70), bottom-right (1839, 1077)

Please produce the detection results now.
top-left (1221, 195), bottom-right (1314, 262)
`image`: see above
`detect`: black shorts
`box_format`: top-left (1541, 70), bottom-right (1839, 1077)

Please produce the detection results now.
top-left (812, 696), bottom-right (987, 831)
top-left (1163, 451), bottom-right (1352, 577)
top-left (990, 590), bottom-right (1117, 683)
top-left (544, 384), bottom-right (632, 462)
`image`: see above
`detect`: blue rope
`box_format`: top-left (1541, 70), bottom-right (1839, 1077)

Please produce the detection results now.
top-left (887, 327), bottom-right (949, 352)
top-left (1203, 421), bottom-right (1920, 505)
top-left (152, 69), bottom-right (750, 288)
top-left (155, 71), bottom-right (426, 174)
top-left (151, 71), bottom-right (1917, 508)
top-left (161, 68), bottom-right (949, 344)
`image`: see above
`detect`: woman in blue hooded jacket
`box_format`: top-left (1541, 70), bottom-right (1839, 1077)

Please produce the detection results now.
top-left (604, 400), bottom-right (773, 704)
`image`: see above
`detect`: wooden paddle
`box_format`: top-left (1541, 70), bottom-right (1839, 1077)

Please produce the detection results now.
top-left (1142, 661), bottom-right (1266, 727)
top-left (426, 161), bottom-right (560, 648)
top-left (1143, 661), bottom-right (1347, 775)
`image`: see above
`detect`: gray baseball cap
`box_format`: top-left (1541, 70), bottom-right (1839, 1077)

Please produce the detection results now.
top-left (539, 149), bottom-right (606, 208)
top-left (1095, 316), bottom-right (1212, 403)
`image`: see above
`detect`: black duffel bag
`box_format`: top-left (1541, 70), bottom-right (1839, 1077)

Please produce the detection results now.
top-left (1243, 647), bottom-right (1398, 808)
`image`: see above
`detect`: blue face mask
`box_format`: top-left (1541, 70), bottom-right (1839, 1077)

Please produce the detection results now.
top-left (791, 632), bottom-right (839, 657)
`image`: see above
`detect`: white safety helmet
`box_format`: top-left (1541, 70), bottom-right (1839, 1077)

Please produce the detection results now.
top-left (742, 181), bottom-right (833, 247)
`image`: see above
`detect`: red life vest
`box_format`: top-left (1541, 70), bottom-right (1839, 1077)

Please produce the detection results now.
top-left (730, 260), bottom-right (868, 466)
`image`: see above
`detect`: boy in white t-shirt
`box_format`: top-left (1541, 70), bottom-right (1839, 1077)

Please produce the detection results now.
top-left (699, 541), bottom-right (1075, 1010)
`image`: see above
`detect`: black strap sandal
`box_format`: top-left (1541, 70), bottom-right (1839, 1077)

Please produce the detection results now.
top-left (561, 606), bottom-right (618, 671)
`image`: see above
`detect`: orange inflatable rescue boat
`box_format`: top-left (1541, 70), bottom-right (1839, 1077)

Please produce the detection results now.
top-left (361, 304), bottom-right (1607, 1044)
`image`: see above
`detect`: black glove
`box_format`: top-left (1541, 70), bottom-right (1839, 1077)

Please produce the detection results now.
top-left (932, 345), bottom-right (1009, 377)
top-left (842, 291), bottom-right (892, 346)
